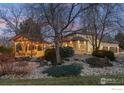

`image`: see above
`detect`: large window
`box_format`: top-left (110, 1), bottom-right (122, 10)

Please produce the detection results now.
top-left (37, 45), bottom-right (42, 51)
top-left (29, 45), bottom-right (35, 50)
top-left (16, 43), bottom-right (22, 52)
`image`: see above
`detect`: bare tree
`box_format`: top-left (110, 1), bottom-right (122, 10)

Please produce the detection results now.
top-left (0, 5), bottom-right (25, 34)
top-left (41, 4), bottom-right (95, 65)
top-left (80, 4), bottom-right (121, 51)
top-left (27, 3), bottom-right (94, 65)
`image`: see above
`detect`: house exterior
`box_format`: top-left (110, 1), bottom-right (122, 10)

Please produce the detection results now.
top-left (10, 32), bottom-right (120, 58)
top-left (10, 35), bottom-right (51, 58)
top-left (62, 32), bottom-right (120, 55)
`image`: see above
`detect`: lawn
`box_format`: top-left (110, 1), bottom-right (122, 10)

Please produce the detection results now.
top-left (0, 75), bottom-right (124, 85)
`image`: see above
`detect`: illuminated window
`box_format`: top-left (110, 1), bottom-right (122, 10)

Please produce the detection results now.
top-left (37, 45), bottom-right (42, 51)
top-left (65, 44), bottom-right (67, 46)
top-left (16, 43), bottom-right (22, 52)
top-left (77, 40), bottom-right (80, 48)
top-left (29, 45), bottom-right (35, 50)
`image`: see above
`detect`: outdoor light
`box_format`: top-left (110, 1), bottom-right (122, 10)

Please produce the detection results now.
top-left (77, 40), bottom-right (80, 44)
top-left (70, 41), bottom-right (72, 44)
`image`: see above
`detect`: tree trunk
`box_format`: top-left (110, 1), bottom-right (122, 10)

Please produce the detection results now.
top-left (92, 45), bottom-right (99, 52)
top-left (55, 38), bottom-right (61, 65)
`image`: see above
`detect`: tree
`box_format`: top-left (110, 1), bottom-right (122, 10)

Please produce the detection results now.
top-left (19, 18), bottom-right (43, 57)
top-left (0, 4), bottom-right (25, 34)
top-left (19, 18), bottom-right (42, 40)
top-left (80, 4), bottom-right (121, 51)
top-left (28, 3), bottom-right (93, 65)
top-left (115, 32), bottom-right (124, 49)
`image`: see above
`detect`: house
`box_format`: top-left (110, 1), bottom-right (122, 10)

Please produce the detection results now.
top-left (10, 31), bottom-right (120, 58)
top-left (62, 31), bottom-right (120, 55)
top-left (10, 35), bottom-right (51, 58)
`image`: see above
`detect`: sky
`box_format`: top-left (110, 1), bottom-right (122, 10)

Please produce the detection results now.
top-left (0, 3), bottom-right (123, 37)
top-left (0, 3), bottom-right (82, 37)
top-left (0, 3), bottom-right (21, 36)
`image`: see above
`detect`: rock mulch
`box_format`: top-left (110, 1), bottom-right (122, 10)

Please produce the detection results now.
top-left (80, 62), bottom-right (124, 76)
top-left (1, 54), bottom-right (124, 79)
top-left (63, 55), bottom-right (124, 76)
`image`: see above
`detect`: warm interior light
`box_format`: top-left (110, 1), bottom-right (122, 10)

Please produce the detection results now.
top-left (77, 40), bottom-right (80, 44)
top-left (77, 40), bottom-right (80, 48)
top-left (65, 44), bottom-right (67, 46)
top-left (70, 41), bottom-right (72, 44)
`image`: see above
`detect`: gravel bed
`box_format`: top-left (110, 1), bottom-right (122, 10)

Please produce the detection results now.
top-left (80, 62), bottom-right (124, 76)
top-left (1, 54), bottom-right (124, 79)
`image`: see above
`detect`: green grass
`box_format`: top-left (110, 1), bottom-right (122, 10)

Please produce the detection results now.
top-left (0, 75), bottom-right (124, 85)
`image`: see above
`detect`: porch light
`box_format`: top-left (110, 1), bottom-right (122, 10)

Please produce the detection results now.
top-left (65, 44), bottom-right (67, 46)
top-left (77, 40), bottom-right (80, 44)
top-left (70, 41), bottom-right (72, 44)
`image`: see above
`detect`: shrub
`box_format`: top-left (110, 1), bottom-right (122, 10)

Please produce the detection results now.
top-left (0, 46), bottom-right (13, 55)
top-left (86, 57), bottom-right (113, 68)
top-left (105, 51), bottom-right (115, 61)
top-left (64, 58), bottom-right (70, 61)
top-left (44, 47), bottom-right (74, 65)
top-left (43, 63), bottom-right (82, 77)
top-left (0, 53), bottom-right (15, 63)
top-left (92, 50), bottom-right (115, 61)
top-left (44, 48), bottom-right (56, 65)
top-left (60, 47), bottom-right (74, 58)
top-left (0, 62), bottom-right (33, 76)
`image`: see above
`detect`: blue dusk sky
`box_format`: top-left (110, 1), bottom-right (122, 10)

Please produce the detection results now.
top-left (0, 3), bottom-right (23, 36)
top-left (0, 3), bottom-right (123, 37)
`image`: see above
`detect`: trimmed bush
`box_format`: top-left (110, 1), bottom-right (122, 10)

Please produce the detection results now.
top-left (43, 63), bottom-right (82, 77)
top-left (92, 50), bottom-right (115, 61)
top-left (44, 48), bottom-right (56, 65)
top-left (60, 47), bottom-right (74, 58)
top-left (44, 46), bottom-right (74, 65)
top-left (86, 57), bottom-right (113, 68)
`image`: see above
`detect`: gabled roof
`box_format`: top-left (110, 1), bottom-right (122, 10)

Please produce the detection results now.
top-left (9, 35), bottom-right (23, 41)
top-left (10, 34), bottom-right (50, 44)
top-left (63, 30), bottom-right (118, 44)
top-left (64, 31), bottom-right (91, 37)
top-left (62, 36), bottom-right (87, 42)
top-left (101, 35), bottom-right (118, 44)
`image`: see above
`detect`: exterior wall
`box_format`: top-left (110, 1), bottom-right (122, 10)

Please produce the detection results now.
top-left (15, 42), bottom-right (50, 57)
top-left (63, 40), bottom-right (88, 55)
top-left (12, 36), bottom-right (50, 58)
top-left (66, 33), bottom-right (120, 54)
top-left (12, 34), bottom-right (120, 57)
top-left (63, 40), bottom-right (119, 55)
top-left (100, 42), bottom-right (120, 54)
top-left (87, 41), bottom-right (93, 53)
